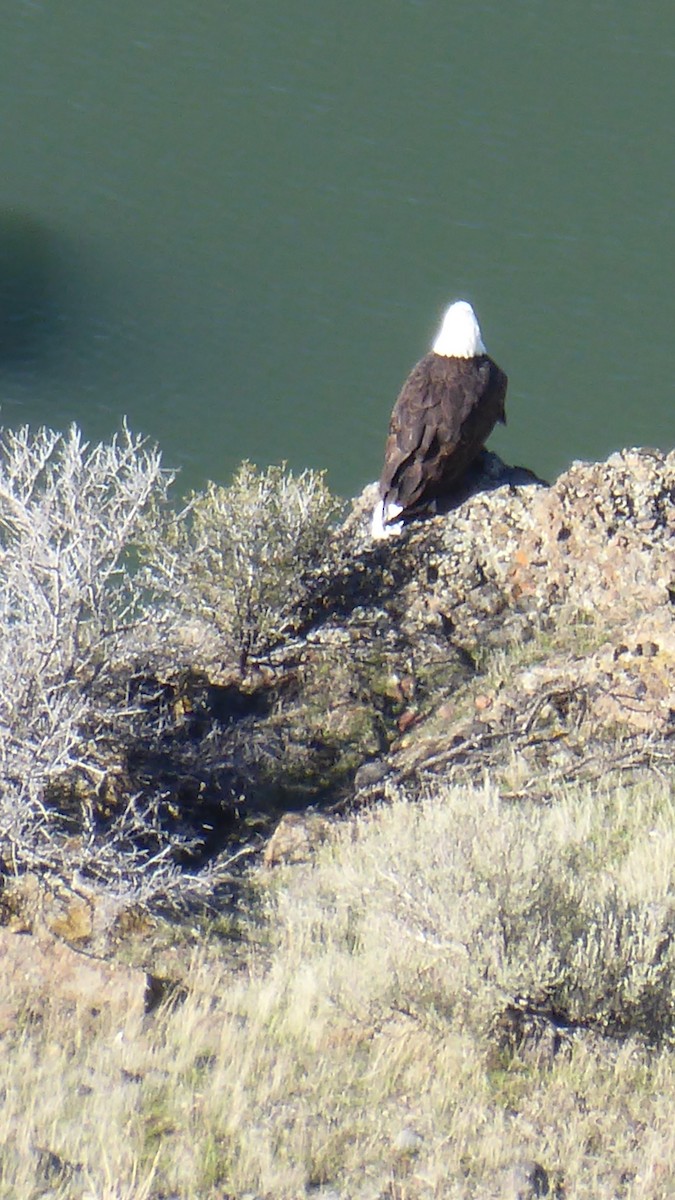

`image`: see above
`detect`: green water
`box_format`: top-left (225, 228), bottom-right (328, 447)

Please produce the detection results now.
top-left (1, 2), bottom-right (673, 497)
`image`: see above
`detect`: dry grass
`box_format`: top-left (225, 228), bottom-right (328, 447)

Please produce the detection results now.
top-left (2, 774), bottom-right (675, 1198)
top-left (473, 606), bottom-right (611, 691)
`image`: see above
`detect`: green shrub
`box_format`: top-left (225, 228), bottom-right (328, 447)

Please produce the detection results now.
top-left (141, 461), bottom-right (341, 672)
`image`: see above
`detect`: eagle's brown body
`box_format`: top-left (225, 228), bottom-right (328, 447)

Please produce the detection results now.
top-left (378, 350), bottom-right (507, 522)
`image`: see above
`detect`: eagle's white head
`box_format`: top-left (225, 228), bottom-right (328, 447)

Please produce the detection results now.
top-left (432, 300), bottom-right (486, 359)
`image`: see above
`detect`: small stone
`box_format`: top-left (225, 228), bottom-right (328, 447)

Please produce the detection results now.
top-left (32, 1143), bottom-right (83, 1186)
top-left (393, 1126), bottom-right (424, 1156)
top-left (397, 708), bottom-right (419, 734)
top-left (263, 812), bottom-right (331, 867)
top-left (353, 758), bottom-right (388, 789)
top-left (505, 1159), bottom-right (549, 1198)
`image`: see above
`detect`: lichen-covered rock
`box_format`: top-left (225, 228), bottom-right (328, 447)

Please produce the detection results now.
top-left (332, 448), bottom-right (675, 801)
top-left (345, 447), bottom-right (674, 647)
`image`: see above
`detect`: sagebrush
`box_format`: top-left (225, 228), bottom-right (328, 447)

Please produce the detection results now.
top-left (0, 424), bottom-right (176, 894)
top-left (268, 777), bottom-right (675, 1043)
top-left (0, 427), bottom-right (339, 907)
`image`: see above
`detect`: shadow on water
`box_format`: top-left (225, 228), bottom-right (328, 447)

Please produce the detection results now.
top-left (0, 210), bottom-right (65, 371)
top-left (0, 209), bottom-right (154, 445)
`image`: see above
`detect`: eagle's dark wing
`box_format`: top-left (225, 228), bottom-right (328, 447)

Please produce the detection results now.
top-left (379, 352), bottom-right (507, 517)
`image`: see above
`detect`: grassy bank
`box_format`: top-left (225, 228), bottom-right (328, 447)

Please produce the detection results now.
top-left (2, 773), bottom-right (674, 1198)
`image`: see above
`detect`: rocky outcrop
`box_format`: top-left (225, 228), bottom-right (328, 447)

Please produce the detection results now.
top-left (251, 446), bottom-right (675, 817)
top-left (128, 445), bottom-right (674, 857)
top-left (5, 447), bottom-right (672, 896)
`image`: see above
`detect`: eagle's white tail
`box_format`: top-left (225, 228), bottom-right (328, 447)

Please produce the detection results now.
top-left (371, 497), bottom-right (404, 540)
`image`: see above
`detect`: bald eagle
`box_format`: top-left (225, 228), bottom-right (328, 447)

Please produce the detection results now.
top-left (371, 300), bottom-right (507, 538)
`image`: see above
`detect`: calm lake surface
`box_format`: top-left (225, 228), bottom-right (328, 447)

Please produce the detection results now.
top-left (1, 2), bottom-right (673, 498)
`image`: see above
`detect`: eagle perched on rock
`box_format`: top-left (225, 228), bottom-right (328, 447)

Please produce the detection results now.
top-left (371, 300), bottom-right (507, 538)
